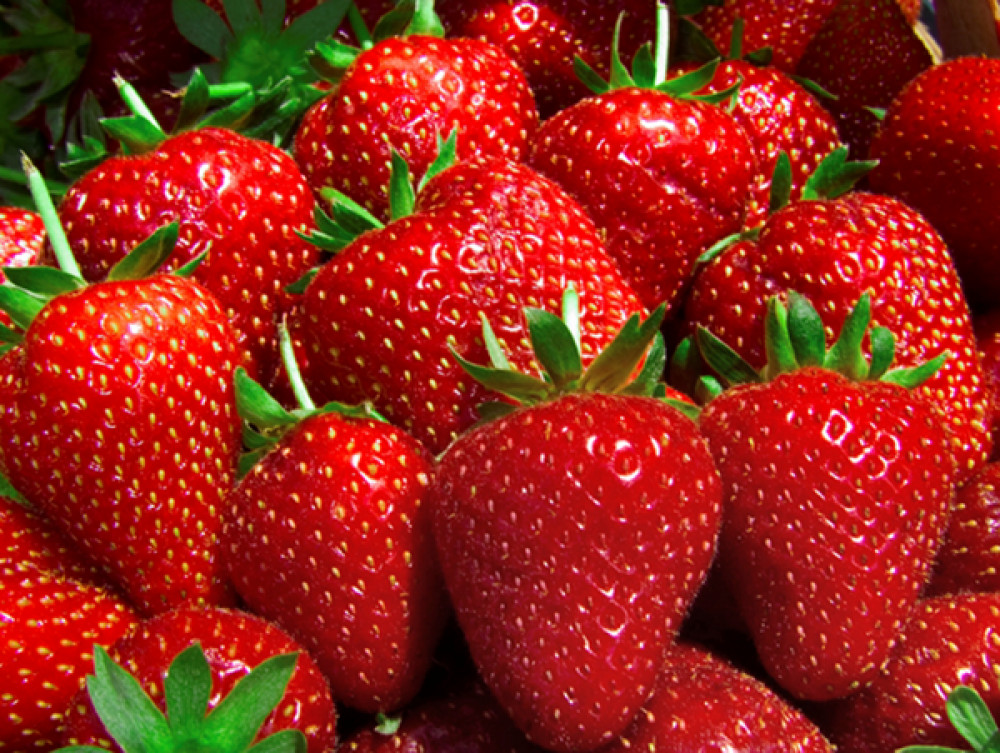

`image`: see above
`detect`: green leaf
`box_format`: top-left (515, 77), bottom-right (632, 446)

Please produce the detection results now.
top-left (658, 59), bottom-right (718, 97)
top-left (0, 471), bottom-right (30, 507)
top-left (762, 296), bottom-right (798, 378)
top-left (480, 313), bottom-right (512, 371)
top-left (608, 13), bottom-right (635, 89)
top-left (247, 729), bottom-right (309, 753)
top-left (374, 713), bottom-right (403, 736)
top-left (631, 42), bottom-right (656, 88)
top-left (100, 115), bottom-right (168, 155)
top-left (768, 151), bottom-right (793, 214)
top-left (696, 232), bottom-right (742, 266)
top-left (284, 267), bottom-right (318, 295)
top-left (261, 0), bottom-right (287, 32)
top-left (237, 446), bottom-right (271, 479)
top-left (744, 46), bottom-right (773, 66)
top-left (475, 400), bottom-right (517, 423)
top-left (947, 686), bottom-right (1000, 750)
top-left (579, 304), bottom-right (666, 394)
top-left (320, 188), bottom-right (384, 237)
top-left (283, 0), bottom-right (352, 56)
top-left (525, 306), bottom-right (582, 390)
top-left (823, 293), bottom-right (871, 380)
top-left (173, 0), bottom-right (234, 58)
top-left (867, 326), bottom-right (895, 381)
top-left (664, 396), bottom-right (701, 422)
top-left (199, 653), bottom-right (300, 751)
top-left (164, 643), bottom-right (212, 744)
top-left (674, 18), bottom-right (722, 63)
top-left (786, 291), bottom-right (826, 367)
top-left (695, 326), bottom-right (761, 387)
top-left (452, 349), bottom-right (552, 404)
top-left (620, 332), bottom-right (667, 397)
top-left (2, 265), bottom-right (84, 296)
top-left (417, 128), bottom-right (458, 193)
top-left (175, 68), bottom-right (213, 132)
top-left (0, 284), bottom-right (47, 330)
top-left (801, 146), bottom-right (877, 201)
top-left (86, 645), bottom-right (173, 753)
top-left (573, 55), bottom-right (610, 95)
top-left (0, 322), bottom-right (22, 345)
top-left (173, 251), bottom-right (208, 278)
top-left (882, 352), bottom-right (948, 390)
top-left (223, 0), bottom-right (262, 38)
top-left (788, 73), bottom-right (838, 101)
top-left (235, 366), bottom-right (298, 429)
top-left (388, 149), bottom-right (415, 221)
top-left (106, 222), bottom-right (179, 282)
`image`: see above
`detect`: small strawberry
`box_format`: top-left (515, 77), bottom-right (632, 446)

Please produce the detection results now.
top-left (603, 643), bottom-right (834, 751)
top-left (0, 562), bottom-right (138, 751)
top-left (695, 292), bottom-right (956, 701)
top-left (430, 289), bottom-right (722, 751)
top-left (867, 57), bottom-right (1000, 312)
top-left (822, 593), bottom-right (1000, 752)
top-left (223, 328), bottom-right (448, 713)
top-left (528, 3), bottom-right (757, 316)
top-left (0, 158), bottom-right (243, 615)
top-left (294, 0), bottom-right (538, 222)
top-left (57, 606), bottom-right (338, 753)
top-left (0, 205), bottom-right (44, 332)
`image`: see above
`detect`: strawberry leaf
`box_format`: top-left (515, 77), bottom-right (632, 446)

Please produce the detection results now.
top-left (389, 149), bottom-right (416, 221)
top-left (0, 284), bottom-right (47, 330)
top-left (417, 128), bottom-right (458, 193)
top-left (0, 322), bottom-right (23, 345)
top-left (579, 303), bottom-right (666, 393)
top-left (247, 730), bottom-right (308, 753)
top-left (452, 350), bottom-right (552, 404)
top-left (822, 292), bottom-right (871, 380)
top-left (285, 267), bottom-right (318, 294)
top-left (573, 55), bottom-right (611, 95)
top-left (882, 352), bottom-right (948, 390)
top-left (631, 42), bottom-right (657, 88)
top-left (235, 366), bottom-right (298, 429)
top-left (1, 265), bottom-right (84, 296)
top-left (608, 13), bottom-right (636, 89)
top-left (657, 59), bottom-right (719, 96)
top-left (620, 332), bottom-right (667, 396)
top-left (175, 68), bottom-right (213, 132)
top-left (801, 146), bottom-right (877, 201)
top-left (476, 401), bottom-right (517, 422)
top-left (173, 0), bottom-right (234, 59)
top-left (769, 151), bottom-right (793, 214)
top-left (164, 643), bottom-right (213, 744)
top-left (106, 222), bottom-right (180, 282)
top-left (525, 306), bottom-right (583, 390)
top-left (695, 326), bottom-right (761, 387)
top-left (947, 686), bottom-right (1000, 751)
top-left (762, 295), bottom-right (798, 378)
top-left (867, 326), bottom-right (895, 381)
top-left (786, 290), bottom-right (826, 367)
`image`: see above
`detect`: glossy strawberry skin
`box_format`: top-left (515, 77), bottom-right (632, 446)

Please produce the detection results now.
top-left (224, 411), bottom-right (447, 713)
top-left (529, 86), bottom-right (757, 316)
top-left (823, 593), bottom-right (1000, 752)
top-left (0, 563), bottom-right (138, 751)
top-left (698, 367), bottom-right (956, 701)
top-left (430, 393), bottom-right (723, 752)
top-left (286, 158), bottom-right (645, 455)
top-left (293, 35), bottom-right (538, 222)
top-left (0, 274), bottom-right (242, 615)
top-left (867, 57), bottom-right (1000, 312)
top-left (682, 193), bottom-right (993, 480)
top-left (59, 606), bottom-right (338, 753)
top-left (0, 206), bottom-right (44, 274)
top-left (57, 127), bottom-right (320, 384)
top-left (975, 309), bottom-right (1000, 455)
top-left (603, 643), bottom-right (834, 752)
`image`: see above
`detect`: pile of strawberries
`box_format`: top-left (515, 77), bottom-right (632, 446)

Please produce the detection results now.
top-left (2, 0), bottom-right (1000, 751)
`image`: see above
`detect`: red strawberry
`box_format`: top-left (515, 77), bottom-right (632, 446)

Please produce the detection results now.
top-left (975, 309), bottom-right (1000, 456)
top-left (926, 462), bottom-right (1000, 596)
top-left (59, 605), bottom-right (338, 753)
top-left (223, 352), bottom-right (447, 713)
top-left (286, 154), bottom-right (645, 454)
top-left (695, 292), bottom-right (956, 701)
top-left (0, 562), bottom-right (138, 751)
top-left (603, 643), bottom-right (834, 751)
top-left (867, 57), bottom-right (1000, 312)
top-left (437, 0), bottom-right (654, 118)
top-left (294, 3), bottom-right (538, 222)
top-left (429, 293), bottom-right (722, 751)
top-left (822, 592), bottom-right (1000, 752)
top-left (680, 152), bottom-right (993, 480)
top-left (529, 6), bottom-right (757, 316)
top-left (0, 206), bottom-right (44, 275)
top-left (56, 125), bottom-right (320, 385)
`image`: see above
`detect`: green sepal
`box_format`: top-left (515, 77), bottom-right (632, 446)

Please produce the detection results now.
top-left (664, 396), bottom-right (701, 422)
top-left (607, 13), bottom-right (635, 90)
top-left (579, 303), bottom-right (666, 394)
top-left (0, 322), bottom-right (23, 345)
top-left (0, 471), bottom-right (31, 508)
top-left (388, 149), bottom-right (416, 221)
top-left (867, 326), bottom-right (895, 381)
top-left (882, 351), bottom-right (949, 390)
top-left (374, 713), bottom-right (403, 736)
top-left (1, 265), bottom-right (84, 297)
top-left (768, 151), bottom-right (793, 214)
top-left (173, 251), bottom-right (209, 279)
top-left (416, 128), bottom-right (458, 193)
top-left (284, 267), bottom-right (318, 295)
top-left (525, 305), bottom-right (583, 390)
top-left (631, 43), bottom-right (657, 89)
top-left (237, 445), bottom-right (271, 479)
top-left (164, 643), bottom-right (213, 744)
top-left (173, 0), bottom-right (234, 59)
top-left (674, 18), bottom-right (722, 63)
top-left (451, 349), bottom-right (552, 404)
top-left (656, 59), bottom-right (719, 97)
top-left (786, 290), bottom-right (826, 367)
top-left (246, 729), bottom-right (308, 753)
top-left (372, 0), bottom-right (444, 42)
top-left (695, 374), bottom-right (725, 403)
top-left (801, 146), bottom-right (878, 202)
top-left (310, 39), bottom-right (362, 81)
top-left (744, 46), bottom-right (773, 66)
top-left (667, 334), bottom-right (706, 397)
top-left (898, 686), bottom-right (1000, 753)
top-left (694, 326), bottom-right (761, 387)
top-left (619, 332), bottom-right (667, 396)
top-left (673, 0), bottom-right (723, 15)
top-left (573, 55), bottom-right (611, 96)
top-left (788, 73), bottom-right (839, 101)
top-left (761, 296), bottom-right (798, 379)
top-left (822, 292), bottom-right (871, 380)
top-left (242, 424), bottom-right (276, 451)
top-left (696, 231), bottom-right (744, 266)
top-left (0, 285), bottom-right (47, 331)
top-left (319, 188), bottom-right (385, 237)
top-left (235, 366), bottom-right (298, 430)
top-left (106, 222), bottom-right (180, 282)
top-left (475, 400), bottom-right (518, 422)
top-left (866, 106), bottom-right (887, 122)
top-left (481, 313), bottom-right (512, 370)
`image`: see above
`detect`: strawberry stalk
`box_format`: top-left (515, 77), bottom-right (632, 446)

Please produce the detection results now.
top-left (21, 152), bottom-right (81, 279)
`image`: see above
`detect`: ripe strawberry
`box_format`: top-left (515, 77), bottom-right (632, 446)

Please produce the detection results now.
top-left (223, 346), bottom-right (447, 713)
top-left (975, 309), bottom-right (1000, 456)
top-left (822, 593), bottom-right (1000, 752)
top-left (603, 643), bottom-right (834, 751)
top-left (0, 205), bottom-right (44, 331)
top-left (59, 605), bottom-right (338, 753)
top-left (437, 0), bottom-right (654, 118)
top-left (56, 124), bottom-right (320, 385)
top-left (286, 153), bottom-right (645, 454)
top-left (430, 291), bottom-right (722, 751)
top-left (926, 462), bottom-right (1000, 596)
top-left (0, 562), bottom-right (138, 751)
top-left (696, 292), bottom-right (956, 701)
top-left (680, 150), bottom-right (993, 480)
top-left (528, 5), bottom-right (757, 316)
top-left (867, 57), bottom-right (1000, 312)
top-left (293, 2), bottom-right (538, 222)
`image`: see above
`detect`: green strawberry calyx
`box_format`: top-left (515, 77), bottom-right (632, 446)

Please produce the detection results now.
top-left (897, 685), bottom-right (1000, 753)
top-left (452, 286), bottom-right (670, 422)
top-left (52, 642), bottom-right (307, 753)
top-left (691, 290), bottom-right (948, 402)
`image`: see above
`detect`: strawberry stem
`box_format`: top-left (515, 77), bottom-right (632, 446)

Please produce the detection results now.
top-left (20, 153), bottom-right (82, 280)
top-left (113, 75), bottom-right (167, 140)
top-left (279, 321), bottom-right (316, 413)
top-left (654, 1), bottom-right (670, 86)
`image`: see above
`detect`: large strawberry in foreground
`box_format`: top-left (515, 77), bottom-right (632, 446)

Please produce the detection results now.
top-left (695, 292), bottom-right (956, 701)
top-left (430, 290), bottom-right (721, 751)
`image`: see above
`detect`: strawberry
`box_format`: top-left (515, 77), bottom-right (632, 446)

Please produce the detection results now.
top-left (695, 292), bottom-right (956, 701)
top-left (822, 593), bottom-right (1000, 752)
top-left (436, 0), bottom-right (654, 119)
top-left (975, 309), bottom-right (1000, 456)
top-left (926, 462), bottom-right (1000, 597)
top-left (223, 336), bottom-right (448, 714)
top-left (0, 205), bottom-right (44, 331)
top-left (603, 643), bottom-right (834, 751)
top-left (0, 562), bottom-right (138, 751)
top-left (294, 0), bottom-right (538, 222)
top-left (0, 160), bottom-right (243, 615)
top-left (528, 4), bottom-right (757, 316)
top-left (286, 151), bottom-right (645, 454)
top-left (680, 150), bottom-right (993, 480)
top-left (58, 605), bottom-right (338, 753)
top-left (429, 290), bottom-right (722, 751)
top-left (867, 57), bottom-right (1000, 312)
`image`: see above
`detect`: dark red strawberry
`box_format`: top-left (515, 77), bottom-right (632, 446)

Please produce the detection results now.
top-left (529, 7), bottom-right (757, 316)
top-left (867, 57), bottom-right (1000, 312)
top-left (680, 151), bottom-right (992, 480)
top-left (286, 154), bottom-right (645, 454)
top-left (822, 592), bottom-right (1000, 752)
top-left (430, 292), bottom-right (722, 751)
top-left (437, 0), bottom-right (654, 118)
top-left (223, 346), bottom-right (447, 713)
top-left (0, 562), bottom-right (138, 751)
top-left (293, 3), bottom-right (538, 222)
top-left (603, 643), bottom-right (834, 751)
top-left (59, 605), bottom-right (338, 753)
top-left (975, 309), bottom-right (1000, 456)
top-left (696, 292), bottom-right (956, 701)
